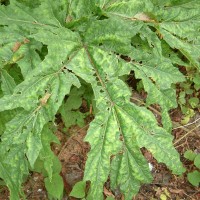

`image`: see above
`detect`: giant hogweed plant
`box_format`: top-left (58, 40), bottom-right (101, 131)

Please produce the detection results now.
top-left (0, 0), bottom-right (200, 199)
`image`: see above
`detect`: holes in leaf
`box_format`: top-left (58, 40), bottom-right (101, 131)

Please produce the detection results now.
top-left (151, 43), bottom-right (155, 48)
top-left (1, 0), bottom-right (9, 5)
top-left (36, 45), bottom-right (48, 60)
top-left (119, 134), bottom-right (124, 141)
top-left (140, 125), bottom-right (145, 129)
top-left (120, 55), bottom-right (131, 62)
top-left (62, 66), bottom-right (67, 73)
top-left (22, 126), bottom-right (27, 132)
top-left (94, 75), bottom-right (98, 81)
top-left (105, 77), bottom-right (109, 83)
top-left (131, 35), bottom-right (140, 45)
top-left (16, 91), bottom-right (22, 95)
top-left (127, 71), bottom-right (141, 90)
top-left (149, 26), bottom-right (157, 32)
top-left (100, 89), bottom-right (104, 93)
top-left (98, 15), bottom-right (108, 20)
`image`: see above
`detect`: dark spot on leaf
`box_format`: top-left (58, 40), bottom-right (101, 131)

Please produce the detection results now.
top-left (120, 55), bottom-right (131, 62)
top-left (98, 15), bottom-right (108, 20)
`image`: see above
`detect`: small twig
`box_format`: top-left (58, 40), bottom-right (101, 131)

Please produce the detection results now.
top-left (149, 182), bottom-right (173, 186)
top-left (183, 191), bottom-right (195, 200)
top-left (173, 117), bottom-right (200, 130)
top-left (191, 190), bottom-right (200, 198)
top-left (58, 124), bottom-right (89, 159)
top-left (130, 96), bottom-right (193, 133)
top-left (71, 137), bottom-right (84, 150)
top-left (174, 123), bottom-right (200, 146)
top-left (173, 121), bottom-right (191, 133)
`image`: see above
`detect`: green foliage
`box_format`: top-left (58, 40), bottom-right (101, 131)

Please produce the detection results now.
top-left (44, 173), bottom-right (64, 199)
top-left (0, 0), bottom-right (200, 199)
top-left (106, 197), bottom-right (115, 200)
top-left (178, 71), bottom-right (200, 124)
top-left (69, 181), bottom-right (86, 199)
top-left (184, 150), bottom-right (200, 187)
top-left (187, 170), bottom-right (200, 187)
top-left (184, 150), bottom-right (197, 161)
top-left (59, 85), bottom-right (94, 129)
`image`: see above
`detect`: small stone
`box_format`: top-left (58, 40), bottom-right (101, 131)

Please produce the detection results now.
top-left (148, 162), bottom-right (153, 171)
top-left (33, 176), bottom-right (38, 181)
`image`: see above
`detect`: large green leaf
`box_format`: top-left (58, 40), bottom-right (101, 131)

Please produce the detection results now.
top-left (66, 46), bottom-right (185, 198)
top-left (0, 69), bottom-right (16, 95)
top-left (0, 146), bottom-right (28, 200)
top-left (44, 173), bottom-right (64, 200)
top-left (133, 65), bottom-right (178, 131)
top-left (154, 1), bottom-right (200, 69)
top-left (0, 0), bottom-right (66, 28)
top-left (104, 0), bottom-right (154, 18)
top-left (84, 18), bottom-right (142, 54)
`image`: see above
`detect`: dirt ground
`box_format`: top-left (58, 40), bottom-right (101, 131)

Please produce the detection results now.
top-left (0, 93), bottom-right (199, 200)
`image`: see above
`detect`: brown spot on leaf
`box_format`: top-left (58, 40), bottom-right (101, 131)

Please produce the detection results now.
top-left (39, 92), bottom-right (51, 106)
top-left (12, 42), bottom-right (22, 52)
top-left (23, 38), bottom-right (30, 44)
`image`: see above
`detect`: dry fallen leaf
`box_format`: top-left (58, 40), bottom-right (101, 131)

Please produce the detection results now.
top-left (103, 187), bottom-right (115, 198)
top-left (168, 188), bottom-right (184, 195)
